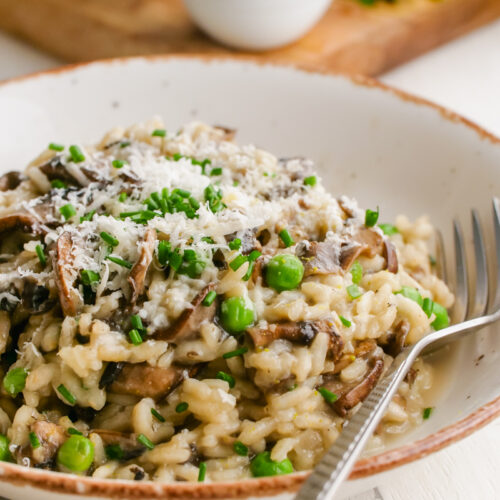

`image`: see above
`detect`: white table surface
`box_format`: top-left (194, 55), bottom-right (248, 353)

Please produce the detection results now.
top-left (0, 19), bottom-right (499, 500)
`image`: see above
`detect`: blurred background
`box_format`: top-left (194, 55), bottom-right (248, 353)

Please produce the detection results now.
top-left (0, 1), bottom-right (499, 499)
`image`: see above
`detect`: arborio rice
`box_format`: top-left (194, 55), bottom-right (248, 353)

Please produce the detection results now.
top-left (0, 120), bottom-right (454, 482)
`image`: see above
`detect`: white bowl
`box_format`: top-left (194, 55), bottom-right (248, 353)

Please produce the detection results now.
top-left (0, 56), bottom-right (499, 499)
top-left (182, 0), bottom-right (332, 50)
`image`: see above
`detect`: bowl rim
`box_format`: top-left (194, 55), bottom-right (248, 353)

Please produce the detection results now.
top-left (0, 53), bottom-right (499, 498)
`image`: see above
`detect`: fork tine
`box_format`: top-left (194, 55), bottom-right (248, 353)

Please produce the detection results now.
top-left (452, 219), bottom-right (468, 323)
top-left (470, 210), bottom-right (488, 318)
top-left (491, 198), bottom-right (500, 311)
top-left (434, 229), bottom-right (447, 283)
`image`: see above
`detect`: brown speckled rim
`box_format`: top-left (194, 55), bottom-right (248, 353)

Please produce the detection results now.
top-left (0, 54), bottom-right (499, 498)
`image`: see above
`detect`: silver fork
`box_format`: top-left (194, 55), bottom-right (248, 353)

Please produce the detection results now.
top-left (296, 198), bottom-right (500, 500)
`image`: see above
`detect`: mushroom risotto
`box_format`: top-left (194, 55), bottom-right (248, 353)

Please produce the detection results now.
top-left (0, 120), bottom-right (454, 482)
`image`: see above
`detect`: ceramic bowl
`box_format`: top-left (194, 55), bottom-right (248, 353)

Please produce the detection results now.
top-left (182, 0), bottom-right (332, 50)
top-left (0, 56), bottom-right (499, 500)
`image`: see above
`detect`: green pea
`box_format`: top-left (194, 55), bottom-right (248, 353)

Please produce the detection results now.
top-left (0, 434), bottom-right (12, 462)
top-left (431, 302), bottom-right (450, 331)
top-left (3, 367), bottom-right (28, 397)
top-left (250, 451), bottom-right (294, 477)
top-left (220, 296), bottom-right (255, 333)
top-left (395, 286), bottom-right (423, 307)
top-left (57, 435), bottom-right (94, 472)
top-left (265, 254), bottom-right (304, 292)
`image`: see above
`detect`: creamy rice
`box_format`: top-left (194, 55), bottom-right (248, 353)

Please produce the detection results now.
top-left (0, 120), bottom-right (453, 482)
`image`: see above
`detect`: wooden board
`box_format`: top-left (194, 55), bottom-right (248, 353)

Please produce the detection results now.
top-left (0, 0), bottom-right (499, 76)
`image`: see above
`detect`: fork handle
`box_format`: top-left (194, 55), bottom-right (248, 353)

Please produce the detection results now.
top-left (295, 345), bottom-right (420, 500)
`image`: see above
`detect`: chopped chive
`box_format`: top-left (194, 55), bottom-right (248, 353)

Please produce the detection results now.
top-left (216, 371), bottom-right (235, 388)
top-left (202, 290), bottom-right (217, 307)
top-left (100, 231), bottom-right (119, 247)
top-left (172, 153), bottom-right (183, 161)
top-left (68, 427), bottom-right (83, 436)
top-left (429, 255), bottom-right (437, 266)
top-left (118, 192), bottom-right (128, 202)
top-left (51, 179), bottom-right (67, 189)
top-left (223, 347), bottom-right (248, 359)
top-left (395, 286), bottom-right (423, 306)
top-left (201, 236), bottom-right (215, 244)
top-left (248, 250), bottom-right (262, 262)
top-left (242, 260), bottom-right (255, 281)
top-left (189, 196), bottom-right (200, 210)
top-left (151, 408), bottom-right (165, 422)
top-left (69, 145), bottom-right (85, 163)
top-left (346, 284), bottom-right (362, 299)
top-left (173, 188), bottom-right (190, 198)
top-left (198, 462), bottom-right (207, 482)
top-left (59, 203), bottom-right (76, 220)
top-left (120, 141), bottom-right (131, 149)
top-left (423, 407), bottom-right (433, 419)
top-left (183, 249), bottom-right (197, 262)
top-left (279, 229), bottom-right (295, 248)
top-left (157, 240), bottom-right (171, 267)
top-left (48, 142), bottom-right (64, 152)
top-left (152, 129), bottom-right (166, 137)
top-left (169, 250), bottom-right (183, 271)
top-left (57, 384), bottom-right (76, 405)
top-left (350, 261), bottom-right (363, 285)
top-left (29, 432), bottom-right (40, 449)
top-left (317, 387), bottom-right (338, 403)
top-left (105, 444), bottom-right (124, 460)
top-left (175, 402), bottom-right (189, 413)
top-left (339, 316), bottom-right (351, 327)
top-left (106, 255), bottom-right (133, 269)
top-left (422, 297), bottom-right (433, 318)
top-left (210, 167), bottom-right (223, 176)
top-left (303, 175), bottom-right (317, 187)
top-left (365, 207), bottom-right (379, 228)
top-left (80, 210), bottom-right (95, 222)
top-left (233, 441), bottom-right (248, 456)
top-left (229, 254), bottom-right (248, 271)
top-left (130, 314), bottom-right (144, 331)
top-left (233, 181), bottom-right (239, 187)
top-left (228, 238), bottom-right (242, 251)
top-left (35, 244), bottom-right (46, 267)
top-left (379, 223), bottom-right (399, 236)
top-left (112, 159), bottom-right (126, 169)
top-left (3, 367), bottom-right (28, 397)
top-left (137, 433), bottom-right (154, 450)
top-left (128, 329), bottom-right (143, 345)
top-left (80, 269), bottom-right (100, 286)
top-left (431, 302), bottom-right (450, 331)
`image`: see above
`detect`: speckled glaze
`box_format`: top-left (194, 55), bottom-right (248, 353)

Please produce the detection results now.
top-left (0, 56), bottom-right (499, 499)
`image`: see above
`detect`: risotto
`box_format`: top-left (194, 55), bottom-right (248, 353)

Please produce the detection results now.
top-left (0, 120), bottom-right (454, 482)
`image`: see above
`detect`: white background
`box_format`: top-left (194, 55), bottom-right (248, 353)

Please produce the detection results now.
top-left (0, 18), bottom-right (499, 500)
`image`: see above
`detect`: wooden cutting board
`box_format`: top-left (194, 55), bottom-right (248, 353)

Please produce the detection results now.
top-left (0, 0), bottom-right (499, 76)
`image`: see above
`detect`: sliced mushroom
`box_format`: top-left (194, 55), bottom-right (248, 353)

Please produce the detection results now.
top-left (0, 213), bottom-right (43, 236)
top-left (352, 227), bottom-right (384, 258)
top-left (225, 228), bottom-right (261, 255)
top-left (296, 240), bottom-right (363, 277)
top-left (383, 239), bottom-right (399, 273)
top-left (21, 281), bottom-right (53, 315)
top-left (214, 125), bottom-right (236, 141)
top-left (91, 429), bottom-right (145, 461)
top-left (247, 320), bottom-right (344, 361)
top-left (99, 362), bottom-right (125, 389)
top-left (382, 319), bottom-right (410, 357)
top-left (26, 421), bottom-right (66, 467)
top-left (333, 357), bottom-right (384, 417)
top-left (128, 228), bottom-right (156, 305)
top-left (154, 284), bottom-right (216, 343)
top-left (54, 232), bottom-right (82, 316)
top-left (0, 171), bottom-right (24, 191)
top-left (39, 156), bottom-right (80, 187)
top-left (110, 363), bottom-right (197, 400)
